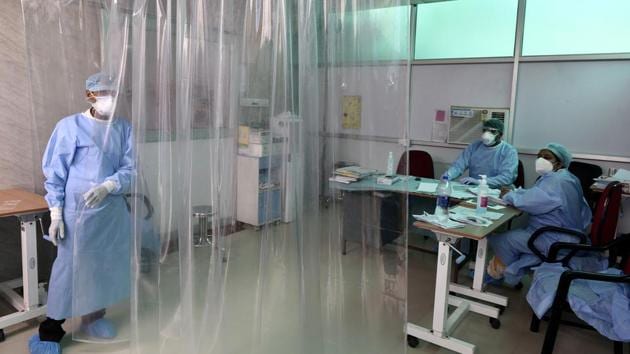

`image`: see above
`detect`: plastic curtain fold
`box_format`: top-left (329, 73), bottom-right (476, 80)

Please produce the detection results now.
top-left (22, 0), bottom-right (412, 353)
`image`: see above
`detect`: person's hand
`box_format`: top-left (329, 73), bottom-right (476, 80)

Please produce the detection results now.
top-left (83, 180), bottom-right (116, 208)
top-left (460, 177), bottom-right (479, 185)
top-left (48, 207), bottom-right (65, 246)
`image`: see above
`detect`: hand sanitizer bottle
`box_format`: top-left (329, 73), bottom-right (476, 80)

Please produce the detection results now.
top-left (386, 151), bottom-right (395, 176)
top-left (476, 175), bottom-right (489, 215)
top-left (435, 175), bottom-right (451, 222)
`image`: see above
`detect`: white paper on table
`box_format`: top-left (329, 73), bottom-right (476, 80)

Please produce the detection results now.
top-left (450, 206), bottom-right (504, 221)
top-left (448, 212), bottom-right (492, 227)
top-left (450, 190), bottom-right (476, 199)
top-left (612, 169), bottom-right (630, 181)
top-left (416, 181), bottom-right (438, 193)
top-left (461, 200), bottom-right (506, 210)
top-left (412, 213), bottom-right (465, 229)
top-left (468, 186), bottom-right (501, 197)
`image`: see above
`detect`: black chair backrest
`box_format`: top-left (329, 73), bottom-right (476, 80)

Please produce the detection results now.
top-left (397, 150), bottom-right (434, 179)
top-left (568, 161), bottom-right (602, 207)
top-left (515, 160), bottom-right (525, 188)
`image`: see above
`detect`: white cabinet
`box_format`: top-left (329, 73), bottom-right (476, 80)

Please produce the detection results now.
top-left (236, 154), bottom-right (281, 226)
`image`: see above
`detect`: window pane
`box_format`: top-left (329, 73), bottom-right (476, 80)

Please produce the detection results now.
top-left (523, 0), bottom-right (630, 56)
top-left (414, 0), bottom-right (518, 60)
top-left (329, 6), bottom-right (410, 62)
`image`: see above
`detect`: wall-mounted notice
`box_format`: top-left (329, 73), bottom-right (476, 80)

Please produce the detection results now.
top-left (431, 109), bottom-right (448, 142)
top-left (342, 95), bottom-right (361, 129)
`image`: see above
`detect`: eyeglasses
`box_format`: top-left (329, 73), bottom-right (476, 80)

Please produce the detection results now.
top-left (482, 128), bottom-right (499, 134)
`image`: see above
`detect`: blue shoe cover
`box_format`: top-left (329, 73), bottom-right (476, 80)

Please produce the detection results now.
top-left (484, 272), bottom-right (504, 286)
top-left (80, 318), bottom-right (117, 339)
top-left (29, 334), bottom-right (62, 354)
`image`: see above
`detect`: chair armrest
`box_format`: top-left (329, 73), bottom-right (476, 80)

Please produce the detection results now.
top-left (555, 270), bottom-right (630, 304)
top-left (527, 226), bottom-right (588, 263)
top-left (548, 233), bottom-right (630, 264)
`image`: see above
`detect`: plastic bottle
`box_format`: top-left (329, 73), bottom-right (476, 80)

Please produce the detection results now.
top-left (435, 175), bottom-right (451, 222)
top-left (386, 151), bottom-right (395, 176)
top-left (476, 174), bottom-right (489, 215)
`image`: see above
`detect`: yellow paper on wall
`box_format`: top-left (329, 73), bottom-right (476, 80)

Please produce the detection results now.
top-left (238, 125), bottom-right (249, 146)
top-left (342, 95), bottom-right (361, 129)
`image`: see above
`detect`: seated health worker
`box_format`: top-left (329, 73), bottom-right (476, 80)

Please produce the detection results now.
top-left (444, 118), bottom-right (518, 189)
top-left (487, 143), bottom-right (592, 285)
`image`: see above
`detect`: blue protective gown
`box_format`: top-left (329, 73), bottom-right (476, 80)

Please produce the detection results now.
top-left (488, 169), bottom-right (593, 285)
top-left (42, 112), bottom-right (134, 320)
top-left (445, 140), bottom-right (518, 189)
top-left (527, 262), bottom-right (630, 341)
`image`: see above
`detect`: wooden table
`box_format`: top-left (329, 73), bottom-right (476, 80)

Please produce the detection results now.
top-left (406, 204), bottom-right (522, 354)
top-left (0, 189), bottom-right (49, 342)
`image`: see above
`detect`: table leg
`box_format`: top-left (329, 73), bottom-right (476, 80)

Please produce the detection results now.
top-left (20, 217), bottom-right (39, 311)
top-left (406, 234), bottom-right (476, 354)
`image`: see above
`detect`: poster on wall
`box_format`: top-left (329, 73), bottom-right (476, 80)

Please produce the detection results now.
top-left (431, 109), bottom-right (448, 142)
top-left (342, 95), bottom-right (361, 129)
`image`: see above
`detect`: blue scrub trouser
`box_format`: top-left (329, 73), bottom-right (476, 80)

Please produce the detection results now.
top-left (488, 228), bottom-right (532, 266)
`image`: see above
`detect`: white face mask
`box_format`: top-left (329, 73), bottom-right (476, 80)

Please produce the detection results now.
top-left (535, 157), bottom-right (555, 175)
top-left (91, 96), bottom-right (115, 116)
top-left (481, 131), bottom-right (496, 146)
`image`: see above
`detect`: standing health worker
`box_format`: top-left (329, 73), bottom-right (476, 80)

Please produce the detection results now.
top-left (29, 73), bottom-right (134, 354)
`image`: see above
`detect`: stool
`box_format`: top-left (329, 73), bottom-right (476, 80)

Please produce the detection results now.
top-left (192, 205), bottom-right (214, 247)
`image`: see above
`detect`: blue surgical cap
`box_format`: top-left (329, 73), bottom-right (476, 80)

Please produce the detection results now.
top-left (544, 143), bottom-right (572, 168)
top-left (483, 118), bottom-right (504, 134)
top-left (86, 72), bottom-right (115, 92)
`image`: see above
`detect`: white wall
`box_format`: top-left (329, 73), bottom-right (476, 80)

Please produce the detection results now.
top-left (514, 61), bottom-right (630, 156)
top-left (138, 137), bottom-right (238, 231)
top-left (410, 63), bottom-right (513, 141)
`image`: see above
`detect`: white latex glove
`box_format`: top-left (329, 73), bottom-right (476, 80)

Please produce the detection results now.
top-left (83, 180), bottom-right (117, 208)
top-left (460, 177), bottom-right (479, 185)
top-left (48, 207), bottom-right (65, 247)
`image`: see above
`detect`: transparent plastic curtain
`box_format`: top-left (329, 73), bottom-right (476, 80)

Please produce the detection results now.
top-left (22, 0), bottom-right (411, 353)
top-left (320, 1), bottom-right (411, 353)
top-left (22, 0), bottom-right (134, 346)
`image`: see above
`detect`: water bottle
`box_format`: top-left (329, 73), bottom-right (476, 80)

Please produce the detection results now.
top-left (435, 175), bottom-right (451, 222)
top-left (386, 151), bottom-right (395, 176)
top-left (476, 174), bottom-right (489, 215)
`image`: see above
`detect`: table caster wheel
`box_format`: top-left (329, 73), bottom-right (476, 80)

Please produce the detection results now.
top-left (498, 305), bottom-right (506, 315)
top-left (0, 328), bottom-right (5, 342)
top-left (490, 318), bottom-right (501, 329)
top-left (407, 335), bottom-right (419, 348)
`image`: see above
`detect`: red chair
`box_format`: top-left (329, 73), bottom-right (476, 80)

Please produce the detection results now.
top-left (397, 150), bottom-right (434, 179)
top-left (590, 182), bottom-right (623, 246)
top-left (528, 182), bottom-right (623, 265)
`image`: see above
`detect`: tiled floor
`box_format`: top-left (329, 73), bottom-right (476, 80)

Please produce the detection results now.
top-left (0, 212), bottom-right (616, 354)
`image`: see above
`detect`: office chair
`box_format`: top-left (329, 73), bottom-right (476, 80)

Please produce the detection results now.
top-left (529, 233), bottom-right (630, 354)
top-left (397, 150), bottom-right (434, 178)
top-left (568, 161), bottom-right (603, 211)
top-left (371, 150), bottom-right (436, 256)
top-left (528, 182), bottom-right (622, 263)
top-left (528, 182), bottom-right (624, 342)
top-left (515, 160), bottom-right (525, 189)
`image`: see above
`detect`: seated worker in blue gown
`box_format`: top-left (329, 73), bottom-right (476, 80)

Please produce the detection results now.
top-left (444, 118), bottom-right (518, 189)
top-left (29, 73), bottom-right (134, 354)
top-left (486, 143), bottom-right (592, 286)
